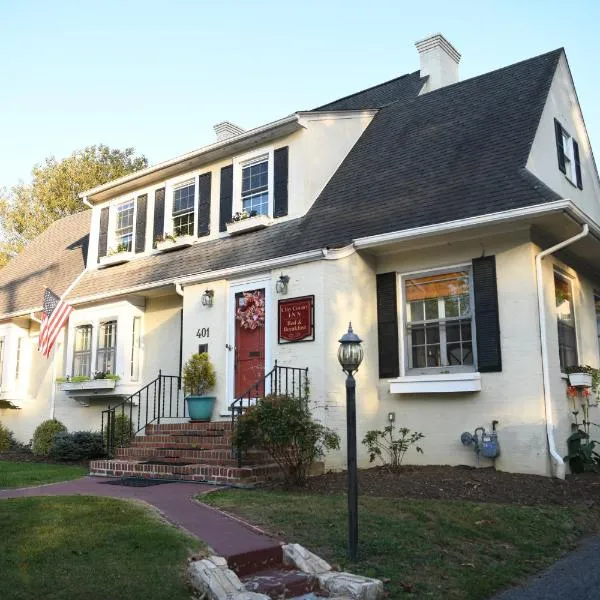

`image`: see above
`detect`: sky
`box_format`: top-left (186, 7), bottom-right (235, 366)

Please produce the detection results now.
top-left (1, 0), bottom-right (599, 189)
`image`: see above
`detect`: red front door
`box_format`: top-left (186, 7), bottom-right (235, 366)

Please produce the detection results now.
top-left (234, 289), bottom-right (265, 398)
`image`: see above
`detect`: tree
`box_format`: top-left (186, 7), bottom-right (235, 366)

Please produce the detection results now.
top-left (0, 145), bottom-right (147, 266)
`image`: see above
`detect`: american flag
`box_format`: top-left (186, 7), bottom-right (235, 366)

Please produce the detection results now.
top-left (38, 288), bottom-right (73, 358)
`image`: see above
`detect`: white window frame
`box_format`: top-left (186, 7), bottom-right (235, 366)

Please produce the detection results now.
top-left (560, 125), bottom-right (577, 185)
top-left (130, 316), bottom-right (142, 382)
top-left (72, 324), bottom-right (93, 378)
top-left (232, 147), bottom-right (275, 219)
top-left (15, 338), bottom-right (23, 381)
top-left (114, 199), bottom-right (135, 252)
top-left (171, 178), bottom-right (196, 237)
top-left (399, 264), bottom-right (477, 376)
top-left (107, 197), bottom-right (137, 255)
top-left (554, 268), bottom-right (579, 373)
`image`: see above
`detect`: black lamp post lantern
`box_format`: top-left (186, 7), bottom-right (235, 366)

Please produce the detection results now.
top-left (338, 322), bottom-right (363, 561)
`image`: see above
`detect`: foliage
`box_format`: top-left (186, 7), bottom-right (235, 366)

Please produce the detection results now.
top-left (0, 496), bottom-right (205, 599)
top-left (362, 424), bottom-right (424, 470)
top-left (565, 429), bottom-right (600, 473)
top-left (103, 412), bottom-right (134, 449)
top-left (203, 489), bottom-right (600, 600)
top-left (564, 364), bottom-right (600, 398)
top-left (0, 461), bottom-right (87, 488)
top-left (0, 145), bottom-right (147, 266)
top-left (182, 353), bottom-right (216, 396)
top-left (233, 394), bottom-right (340, 486)
top-left (32, 419), bottom-right (67, 456)
top-left (49, 431), bottom-right (105, 462)
top-left (93, 371), bottom-right (120, 381)
top-left (107, 242), bottom-right (130, 256)
top-left (0, 422), bottom-right (17, 452)
top-left (230, 210), bottom-right (257, 222)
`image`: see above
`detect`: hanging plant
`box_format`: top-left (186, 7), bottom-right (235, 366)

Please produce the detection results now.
top-left (236, 291), bottom-right (265, 330)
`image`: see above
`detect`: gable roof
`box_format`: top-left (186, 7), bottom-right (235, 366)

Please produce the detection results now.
top-left (66, 49), bottom-right (563, 303)
top-left (0, 210), bottom-right (90, 317)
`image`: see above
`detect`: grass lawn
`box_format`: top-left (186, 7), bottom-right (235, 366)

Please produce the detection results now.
top-left (203, 489), bottom-right (600, 599)
top-left (0, 460), bottom-right (88, 488)
top-left (0, 496), bottom-right (205, 600)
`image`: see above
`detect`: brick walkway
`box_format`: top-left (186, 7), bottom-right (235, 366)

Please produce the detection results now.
top-left (0, 476), bottom-right (280, 559)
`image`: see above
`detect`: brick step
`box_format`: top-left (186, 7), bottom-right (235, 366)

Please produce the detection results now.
top-left (115, 446), bottom-right (270, 464)
top-left (129, 440), bottom-right (233, 450)
top-left (89, 459), bottom-right (282, 486)
top-left (145, 421), bottom-right (233, 434)
top-left (241, 566), bottom-right (318, 598)
top-left (132, 433), bottom-right (232, 444)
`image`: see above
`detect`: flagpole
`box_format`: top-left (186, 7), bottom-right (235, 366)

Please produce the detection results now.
top-left (46, 267), bottom-right (88, 419)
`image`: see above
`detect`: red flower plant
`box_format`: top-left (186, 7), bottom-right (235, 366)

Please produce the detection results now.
top-left (567, 386), bottom-right (578, 399)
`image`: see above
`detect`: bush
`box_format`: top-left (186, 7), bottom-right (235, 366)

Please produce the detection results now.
top-left (32, 419), bottom-right (67, 456)
top-left (103, 412), bottom-right (133, 449)
top-left (49, 431), bottom-right (105, 461)
top-left (0, 422), bottom-right (16, 451)
top-left (233, 394), bottom-right (340, 486)
top-left (182, 353), bottom-right (216, 396)
top-left (362, 424), bottom-right (425, 470)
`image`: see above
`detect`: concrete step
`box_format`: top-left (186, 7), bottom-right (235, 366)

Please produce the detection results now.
top-left (89, 459), bottom-right (282, 486)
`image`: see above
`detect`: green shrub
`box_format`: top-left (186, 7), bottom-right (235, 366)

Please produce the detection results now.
top-left (0, 422), bottom-right (16, 452)
top-left (233, 394), bottom-right (340, 486)
top-left (32, 419), bottom-right (67, 456)
top-left (362, 424), bottom-right (425, 470)
top-left (49, 431), bottom-right (105, 461)
top-left (103, 412), bottom-right (133, 449)
top-left (182, 353), bottom-right (216, 395)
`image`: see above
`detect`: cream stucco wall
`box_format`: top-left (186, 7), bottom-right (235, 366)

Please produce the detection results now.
top-left (526, 53), bottom-right (600, 222)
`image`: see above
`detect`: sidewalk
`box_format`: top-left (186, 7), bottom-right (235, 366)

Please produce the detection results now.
top-left (0, 476), bottom-right (280, 559)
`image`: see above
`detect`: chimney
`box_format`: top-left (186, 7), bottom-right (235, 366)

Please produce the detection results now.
top-left (214, 121), bottom-right (245, 141)
top-left (415, 33), bottom-right (461, 93)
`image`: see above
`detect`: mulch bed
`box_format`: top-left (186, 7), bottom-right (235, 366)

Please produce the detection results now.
top-left (300, 465), bottom-right (600, 507)
top-left (0, 452), bottom-right (90, 467)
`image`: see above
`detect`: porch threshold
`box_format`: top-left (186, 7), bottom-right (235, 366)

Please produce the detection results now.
top-left (389, 372), bottom-right (481, 394)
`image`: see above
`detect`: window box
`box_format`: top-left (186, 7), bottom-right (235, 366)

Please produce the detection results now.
top-left (99, 252), bottom-right (133, 268)
top-left (226, 213), bottom-right (272, 236)
top-left (568, 372), bottom-right (592, 388)
top-left (58, 379), bottom-right (117, 393)
top-left (389, 372), bottom-right (481, 394)
top-left (155, 234), bottom-right (195, 253)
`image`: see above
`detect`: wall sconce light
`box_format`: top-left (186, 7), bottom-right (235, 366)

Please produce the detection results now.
top-left (388, 411), bottom-right (396, 423)
top-left (276, 274), bottom-right (289, 295)
top-left (201, 289), bottom-right (214, 307)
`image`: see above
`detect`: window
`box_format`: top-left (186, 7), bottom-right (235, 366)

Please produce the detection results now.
top-left (15, 338), bottom-right (23, 380)
top-left (96, 321), bottom-right (117, 374)
top-left (595, 292), bottom-right (600, 356)
top-left (172, 180), bottom-right (195, 236)
top-left (130, 317), bottom-right (141, 381)
top-left (72, 325), bottom-right (92, 377)
top-left (0, 338), bottom-right (4, 388)
top-left (115, 200), bottom-right (134, 252)
top-left (555, 119), bottom-right (583, 189)
top-left (554, 270), bottom-right (578, 371)
top-left (405, 269), bottom-right (474, 370)
top-left (241, 157), bottom-right (269, 216)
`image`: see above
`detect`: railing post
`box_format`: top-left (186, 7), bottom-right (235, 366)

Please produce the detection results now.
top-left (274, 360), bottom-right (278, 396)
top-left (157, 371), bottom-right (162, 425)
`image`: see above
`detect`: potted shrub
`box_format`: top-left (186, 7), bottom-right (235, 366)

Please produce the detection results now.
top-left (565, 365), bottom-right (594, 389)
top-left (182, 353), bottom-right (217, 421)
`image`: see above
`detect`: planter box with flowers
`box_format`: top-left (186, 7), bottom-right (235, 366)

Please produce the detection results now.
top-left (226, 211), bottom-right (272, 236)
top-left (99, 244), bottom-right (133, 268)
top-left (565, 365), bottom-right (595, 389)
top-left (56, 372), bottom-right (120, 394)
top-left (154, 233), bottom-right (196, 253)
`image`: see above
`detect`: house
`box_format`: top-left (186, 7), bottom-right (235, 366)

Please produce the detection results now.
top-left (1, 34), bottom-right (599, 480)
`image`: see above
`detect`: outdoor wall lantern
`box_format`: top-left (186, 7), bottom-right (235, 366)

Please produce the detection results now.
top-left (337, 322), bottom-right (364, 561)
top-left (201, 289), bottom-right (214, 307)
top-left (275, 274), bottom-right (290, 295)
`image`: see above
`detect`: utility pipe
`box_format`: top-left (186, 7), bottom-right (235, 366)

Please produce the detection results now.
top-left (536, 223), bottom-right (589, 479)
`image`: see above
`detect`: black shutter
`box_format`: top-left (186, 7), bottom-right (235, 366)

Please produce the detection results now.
top-left (135, 194), bottom-right (147, 253)
top-left (197, 172), bottom-right (212, 237)
top-left (219, 165), bottom-right (233, 232)
top-left (153, 188), bottom-right (165, 244)
top-left (573, 140), bottom-right (583, 190)
top-left (554, 119), bottom-right (566, 174)
top-left (97, 206), bottom-right (109, 261)
top-left (376, 272), bottom-right (399, 378)
top-left (472, 256), bottom-right (502, 372)
top-left (273, 146), bottom-right (289, 218)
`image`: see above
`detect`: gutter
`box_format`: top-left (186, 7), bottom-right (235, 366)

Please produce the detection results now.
top-left (535, 224), bottom-right (589, 479)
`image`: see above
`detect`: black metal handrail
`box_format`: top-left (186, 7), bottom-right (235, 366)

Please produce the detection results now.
top-left (230, 361), bottom-right (309, 466)
top-left (101, 371), bottom-right (182, 457)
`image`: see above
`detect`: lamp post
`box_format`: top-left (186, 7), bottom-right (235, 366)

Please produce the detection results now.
top-left (338, 322), bottom-right (364, 561)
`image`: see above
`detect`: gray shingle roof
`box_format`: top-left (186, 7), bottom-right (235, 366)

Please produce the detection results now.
top-left (69, 49), bottom-right (563, 302)
top-left (0, 210), bottom-right (90, 316)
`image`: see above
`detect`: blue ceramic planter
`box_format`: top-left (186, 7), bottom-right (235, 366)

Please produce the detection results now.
top-left (186, 395), bottom-right (216, 422)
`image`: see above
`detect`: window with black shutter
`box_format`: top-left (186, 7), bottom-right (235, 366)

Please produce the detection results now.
top-left (135, 194), bottom-right (147, 253)
top-left (219, 165), bottom-right (233, 232)
top-left (376, 273), bottom-right (399, 378)
top-left (273, 146), bottom-right (289, 218)
top-left (153, 188), bottom-right (165, 245)
top-left (97, 206), bottom-right (109, 261)
top-left (554, 118), bottom-right (583, 189)
top-left (197, 172), bottom-right (211, 237)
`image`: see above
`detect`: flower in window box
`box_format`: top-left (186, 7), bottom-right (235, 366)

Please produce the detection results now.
top-left (230, 210), bottom-right (257, 223)
top-left (107, 242), bottom-right (130, 256)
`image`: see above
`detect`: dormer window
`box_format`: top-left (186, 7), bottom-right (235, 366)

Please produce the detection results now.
top-left (115, 200), bottom-right (134, 252)
top-left (241, 156), bottom-right (269, 216)
top-left (172, 180), bottom-right (195, 236)
top-left (554, 119), bottom-right (583, 189)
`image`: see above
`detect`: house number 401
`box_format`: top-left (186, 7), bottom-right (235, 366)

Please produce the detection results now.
top-left (196, 328), bottom-right (210, 339)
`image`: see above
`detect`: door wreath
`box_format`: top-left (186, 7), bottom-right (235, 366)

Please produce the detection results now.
top-left (236, 291), bottom-right (265, 330)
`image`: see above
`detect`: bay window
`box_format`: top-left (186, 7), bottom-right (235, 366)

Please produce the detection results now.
top-left (72, 325), bottom-right (92, 377)
top-left (554, 270), bottom-right (577, 371)
top-left (96, 320), bottom-right (117, 374)
top-left (405, 269), bottom-right (474, 371)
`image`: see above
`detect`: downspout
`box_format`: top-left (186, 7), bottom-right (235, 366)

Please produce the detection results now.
top-left (174, 284), bottom-right (184, 381)
top-left (536, 223), bottom-right (589, 479)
